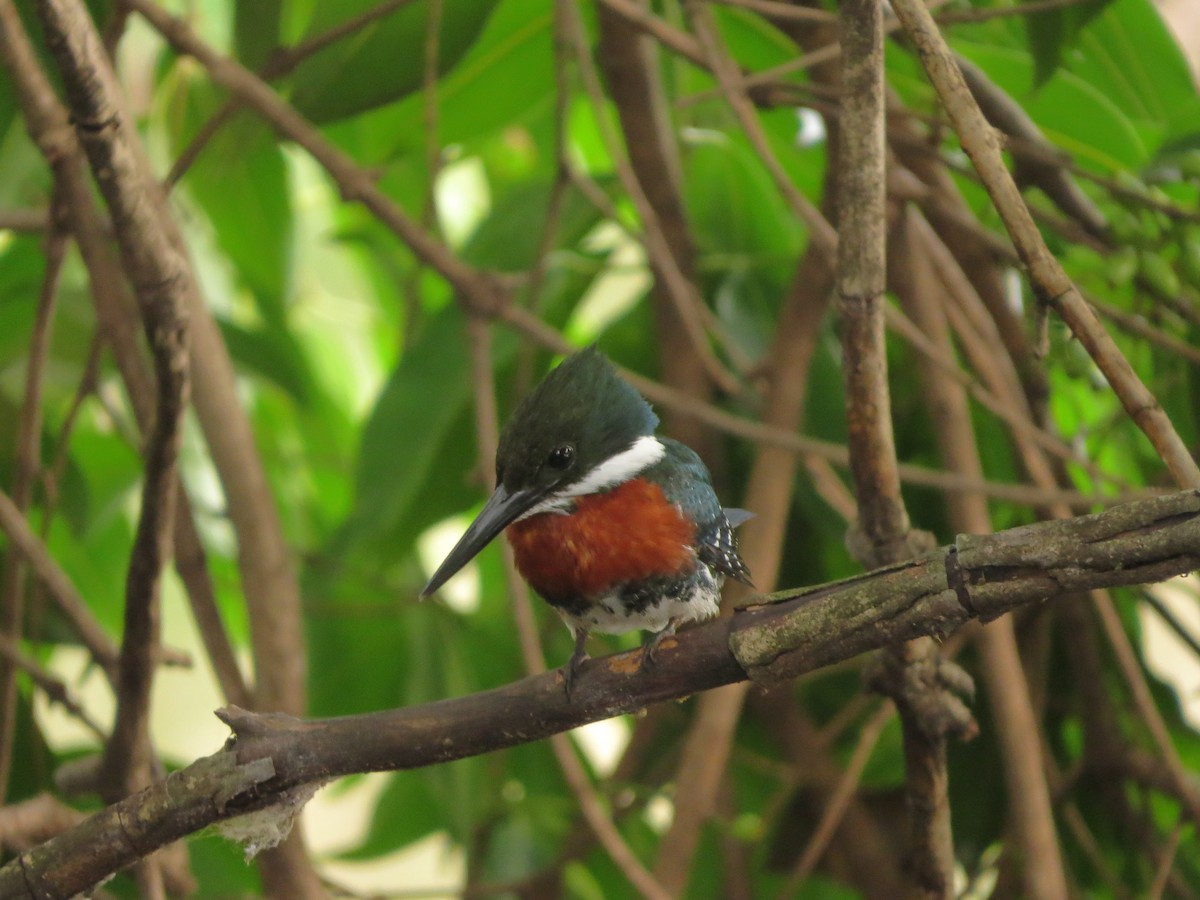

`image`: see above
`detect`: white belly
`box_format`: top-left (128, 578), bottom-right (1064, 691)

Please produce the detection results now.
top-left (556, 573), bottom-right (723, 636)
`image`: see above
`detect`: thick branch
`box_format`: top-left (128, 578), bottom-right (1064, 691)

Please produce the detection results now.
top-left (3, 491), bottom-right (1198, 897)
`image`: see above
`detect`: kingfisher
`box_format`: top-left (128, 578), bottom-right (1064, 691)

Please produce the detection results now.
top-left (421, 347), bottom-right (752, 696)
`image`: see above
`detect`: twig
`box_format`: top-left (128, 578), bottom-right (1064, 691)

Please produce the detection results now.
top-left (937, 0), bottom-right (1103, 25)
top-left (1, 1), bottom-right (252, 720)
top-left (559, 0), bottom-right (742, 395)
top-left (1084, 292), bottom-right (1200, 366)
top-left (832, 6), bottom-right (966, 895)
top-left (126, 0), bottom-right (504, 313)
top-left (0, 793), bottom-right (86, 852)
top-left (1147, 816), bottom-right (1186, 900)
top-left (708, 0), bottom-right (832, 24)
top-left (1091, 589), bottom-right (1200, 826)
top-left (778, 702), bottom-right (894, 897)
top-left (103, 19), bottom-right (318, 843)
top-left (0, 209), bottom-right (50, 231)
top-left (889, 0), bottom-right (1200, 491)
top-left (1141, 589), bottom-right (1200, 661)
top-left (595, 0), bottom-right (734, 454)
top-left (0, 487), bottom-right (119, 679)
top-left (652, 189), bottom-right (836, 893)
top-left (0, 633), bottom-right (107, 741)
top-left (956, 54), bottom-right (1106, 237)
top-left (499, 298), bottom-right (1162, 508)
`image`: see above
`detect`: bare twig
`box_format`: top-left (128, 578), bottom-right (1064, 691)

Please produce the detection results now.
top-left (0, 487), bottom-right (119, 679)
top-left (34, 1), bottom-right (317, 894)
top-left (779, 702), bottom-right (894, 897)
top-left (0, 633), bottom-right (107, 741)
top-left (686, 0), bottom-right (837, 255)
top-left (0, 209), bottom-right (51, 231)
top-left (596, 0), bottom-right (726, 454)
top-left (831, 5), bottom-right (966, 895)
top-left (500, 298), bottom-right (1161, 507)
top-left (127, 0), bottom-right (504, 312)
top-left (1091, 589), bottom-right (1200, 826)
top-left (652, 181), bottom-right (836, 895)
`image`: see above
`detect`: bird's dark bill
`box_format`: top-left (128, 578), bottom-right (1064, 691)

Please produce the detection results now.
top-left (420, 484), bottom-right (544, 597)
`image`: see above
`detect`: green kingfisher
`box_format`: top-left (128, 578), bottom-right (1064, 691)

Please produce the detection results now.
top-left (421, 347), bottom-right (752, 695)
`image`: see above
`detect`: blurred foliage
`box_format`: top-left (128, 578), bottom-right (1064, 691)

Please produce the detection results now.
top-left (1, 0), bottom-right (1199, 896)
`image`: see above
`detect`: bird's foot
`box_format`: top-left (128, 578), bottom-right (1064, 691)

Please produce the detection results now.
top-left (562, 630), bottom-right (590, 700)
top-left (640, 618), bottom-right (680, 672)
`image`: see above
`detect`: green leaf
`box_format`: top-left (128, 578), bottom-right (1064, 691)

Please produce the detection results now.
top-left (346, 307), bottom-right (477, 550)
top-left (349, 773), bottom-right (443, 859)
top-left (163, 72), bottom-right (294, 324)
top-left (955, 41), bottom-right (1148, 169)
top-left (234, 0), bottom-right (284, 70)
top-left (218, 321), bottom-right (317, 405)
top-left (460, 179), bottom-right (607, 272)
top-left (1069, 0), bottom-right (1200, 144)
top-left (288, 0), bottom-right (501, 125)
top-left (1024, 0), bottom-right (1117, 87)
top-left (355, 0), bottom-right (555, 160)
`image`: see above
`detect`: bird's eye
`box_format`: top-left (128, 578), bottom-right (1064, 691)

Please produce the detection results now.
top-left (546, 444), bottom-right (575, 470)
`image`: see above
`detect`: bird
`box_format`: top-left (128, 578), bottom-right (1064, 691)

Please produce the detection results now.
top-left (421, 347), bottom-right (752, 696)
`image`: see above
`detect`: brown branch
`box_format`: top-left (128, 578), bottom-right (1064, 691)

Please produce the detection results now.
top-left (641, 19), bottom-right (841, 884)
top-left (0, 209), bottom-right (51, 231)
top-left (708, 0), bottom-right (833, 24)
top-left (34, 0), bottom-right (189, 814)
top-left (779, 702), bottom-right (894, 896)
top-left (125, 0), bottom-right (503, 315)
top-left (1091, 589), bottom-right (1200, 826)
top-left (651, 141), bottom-right (836, 894)
top-left (0, 1), bottom-right (252, 717)
top-left (4, 489), bottom-right (1199, 897)
top-left (832, 5), bottom-right (965, 895)
top-left (889, 0), bottom-right (1200, 491)
top-left (687, 0), bottom-right (837, 256)
top-left (955, 55), bottom-right (1107, 239)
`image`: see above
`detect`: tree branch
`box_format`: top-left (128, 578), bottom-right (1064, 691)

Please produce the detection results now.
top-left (3, 490), bottom-right (1197, 897)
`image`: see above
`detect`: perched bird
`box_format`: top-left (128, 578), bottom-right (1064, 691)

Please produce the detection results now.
top-left (421, 347), bottom-right (752, 695)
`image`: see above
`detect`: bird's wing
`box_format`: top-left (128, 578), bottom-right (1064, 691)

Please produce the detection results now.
top-left (652, 440), bottom-right (754, 587)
